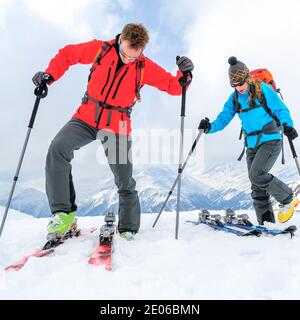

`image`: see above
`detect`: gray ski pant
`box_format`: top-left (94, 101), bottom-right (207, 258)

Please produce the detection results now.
top-left (46, 118), bottom-right (141, 233)
top-left (246, 140), bottom-right (293, 225)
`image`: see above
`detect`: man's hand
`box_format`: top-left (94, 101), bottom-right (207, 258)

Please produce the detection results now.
top-left (199, 118), bottom-right (211, 133)
top-left (32, 72), bottom-right (53, 87)
top-left (283, 123), bottom-right (298, 140)
top-left (176, 56), bottom-right (194, 73)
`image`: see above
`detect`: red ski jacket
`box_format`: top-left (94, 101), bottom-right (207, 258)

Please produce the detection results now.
top-left (45, 37), bottom-right (185, 135)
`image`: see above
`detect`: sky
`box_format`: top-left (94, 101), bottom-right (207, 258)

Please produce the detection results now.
top-left (0, 0), bottom-right (300, 183)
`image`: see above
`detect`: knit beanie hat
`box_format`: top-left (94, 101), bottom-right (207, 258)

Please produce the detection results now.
top-left (228, 56), bottom-right (250, 86)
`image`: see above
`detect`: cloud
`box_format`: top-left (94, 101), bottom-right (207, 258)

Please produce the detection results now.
top-left (114, 0), bottom-right (133, 11)
top-left (23, 0), bottom-right (130, 40)
top-left (185, 0), bottom-right (300, 85)
top-left (0, 0), bottom-right (14, 29)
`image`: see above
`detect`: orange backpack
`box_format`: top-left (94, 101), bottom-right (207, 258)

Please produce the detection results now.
top-left (250, 68), bottom-right (283, 99)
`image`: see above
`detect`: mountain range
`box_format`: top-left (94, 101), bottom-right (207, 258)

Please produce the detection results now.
top-left (0, 161), bottom-right (299, 218)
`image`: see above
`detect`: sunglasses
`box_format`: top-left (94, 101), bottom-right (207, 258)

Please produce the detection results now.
top-left (119, 41), bottom-right (143, 61)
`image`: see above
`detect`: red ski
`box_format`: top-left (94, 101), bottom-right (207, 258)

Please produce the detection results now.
top-left (88, 244), bottom-right (113, 271)
top-left (5, 248), bottom-right (55, 271)
top-left (5, 227), bottom-right (97, 272)
top-left (88, 211), bottom-right (116, 271)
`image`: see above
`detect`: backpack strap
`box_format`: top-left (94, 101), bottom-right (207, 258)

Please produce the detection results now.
top-left (135, 60), bottom-right (145, 103)
top-left (233, 90), bottom-right (241, 112)
top-left (258, 93), bottom-right (281, 127)
top-left (259, 93), bottom-right (285, 164)
top-left (235, 84), bottom-right (285, 163)
top-left (87, 42), bottom-right (112, 82)
top-left (82, 57), bottom-right (145, 127)
top-left (104, 60), bottom-right (144, 126)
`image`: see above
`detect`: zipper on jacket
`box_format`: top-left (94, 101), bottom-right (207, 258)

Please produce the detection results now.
top-left (112, 68), bottom-right (128, 99)
top-left (101, 61), bottom-right (115, 95)
top-left (96, 65), bottom-right (126, 128)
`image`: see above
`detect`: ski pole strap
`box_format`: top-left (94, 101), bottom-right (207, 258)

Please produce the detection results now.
top-left (82, 93), bottom-right (134, 126)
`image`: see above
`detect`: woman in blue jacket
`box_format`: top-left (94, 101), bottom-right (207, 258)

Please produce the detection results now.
top-left (199, 57), bottom-right (299, 225)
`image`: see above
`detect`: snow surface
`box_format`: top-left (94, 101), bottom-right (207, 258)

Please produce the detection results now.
top-left (1, 206), bottom-right (300, 300)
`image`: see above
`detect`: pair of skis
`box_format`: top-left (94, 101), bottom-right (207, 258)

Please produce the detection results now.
top-left (4, 212), bottom-right (116, 272)
top-left (223, 208), bottom-right (297, 238)
top-left (187, 209), bottom-right (297, 238)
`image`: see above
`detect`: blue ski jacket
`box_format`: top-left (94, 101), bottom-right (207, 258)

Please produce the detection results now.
top-left (209, 82), bottom-right (294, 148)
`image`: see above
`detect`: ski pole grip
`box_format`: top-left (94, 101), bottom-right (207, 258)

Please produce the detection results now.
top-left (34, 84), bottom-right (48, 99)
top-left (288, 137), bottom-right (298, 158)
top-left (177, 55), bottom-right (190, 88)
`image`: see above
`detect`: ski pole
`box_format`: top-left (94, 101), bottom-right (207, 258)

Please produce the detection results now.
top-left (174, 70), bottom-right (189, 240)
top-left (152, 127), bottom-right (204, 229)
top-left (0, 76), bottom-right (50, 240)
top-left (288, 137), bottom-right (300, 176)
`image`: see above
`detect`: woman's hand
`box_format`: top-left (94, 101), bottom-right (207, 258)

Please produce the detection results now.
top-left (283, 124), bottom-right (298, 140)
top-left (199, 117), bottom-right (211, 133)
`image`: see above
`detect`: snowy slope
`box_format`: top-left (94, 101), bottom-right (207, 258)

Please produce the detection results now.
top-left (1, 206), bottom-right (300, 300)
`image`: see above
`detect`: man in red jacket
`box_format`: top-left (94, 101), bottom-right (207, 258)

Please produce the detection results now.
top-left (32, 23), bottom-right (194, 241)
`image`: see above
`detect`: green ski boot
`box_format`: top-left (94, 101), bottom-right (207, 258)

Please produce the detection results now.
top-left (119, 231), bottom-right (136, 241)
top-left (47, 211), bottom-right (77, 241)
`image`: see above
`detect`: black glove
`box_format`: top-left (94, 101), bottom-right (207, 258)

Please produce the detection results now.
top-left (32, 72), bottom-right (53, 87)
top-left (176, 56), bottom-right (194, 73)
top-left (283, 123), bottom-right (298, 140)
top-left (199, 117), bottom-right (211, 133)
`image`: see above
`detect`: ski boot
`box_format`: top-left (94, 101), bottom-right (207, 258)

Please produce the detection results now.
top-left (278, 196), bottom-right (299, 223)
top-left (119, 231), bottom-right (136, 241)
top-left (45, 212), bottom-right (78, 249)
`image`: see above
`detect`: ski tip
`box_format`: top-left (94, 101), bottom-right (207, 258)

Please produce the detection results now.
top-left (286, 225), bottom-right (297, 232)
top-left (284, 225), bottom-right (297, 239)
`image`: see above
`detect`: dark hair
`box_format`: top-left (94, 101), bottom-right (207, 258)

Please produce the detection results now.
top-left (121, 23), bottom-right (149, 50)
